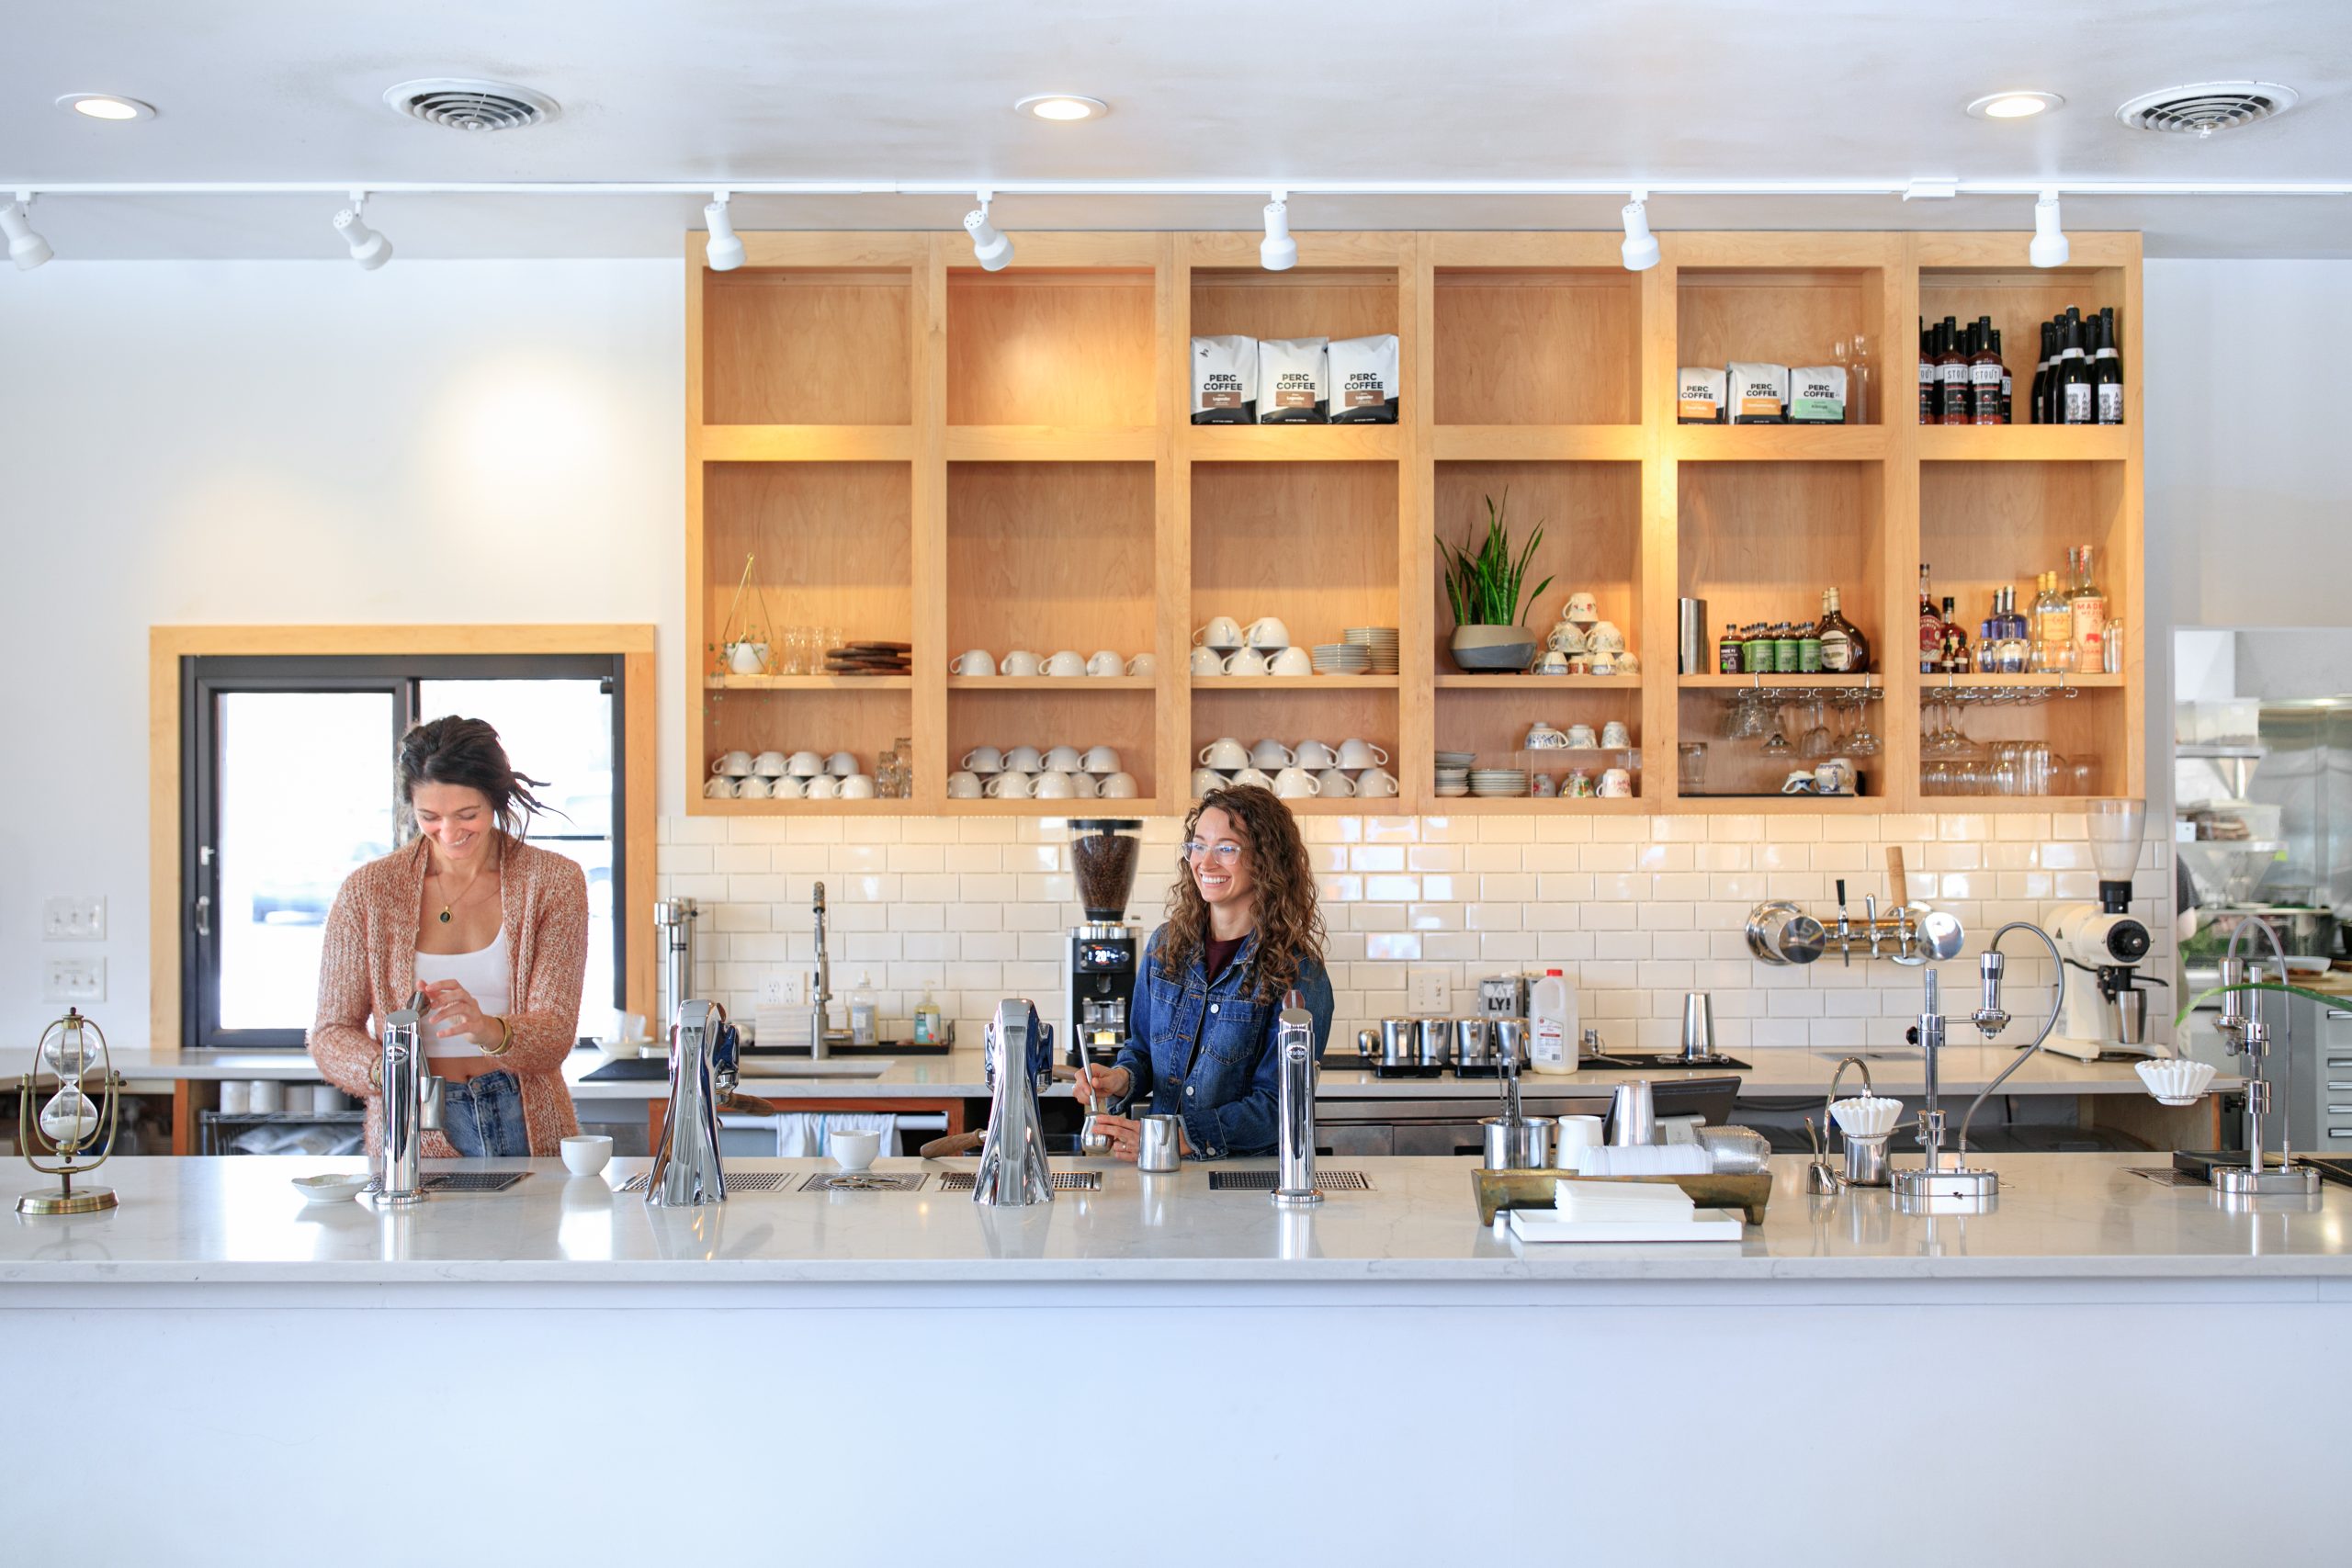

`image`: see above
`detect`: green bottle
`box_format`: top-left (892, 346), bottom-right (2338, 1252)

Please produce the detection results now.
top-left (1773, 622), bottom-right (1800, 673)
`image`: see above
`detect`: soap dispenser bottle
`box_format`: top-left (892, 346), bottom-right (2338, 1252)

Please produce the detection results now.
top-left (848, 973), bottom-right (880, 1047)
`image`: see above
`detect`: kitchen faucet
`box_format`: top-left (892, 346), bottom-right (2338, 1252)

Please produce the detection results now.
top-left (809, 882), bottom-right (834, 1059)
top-left (370, 991), bottom-right (444, 1208)
top-left (1271, 991), bottom-right (1319, 1208)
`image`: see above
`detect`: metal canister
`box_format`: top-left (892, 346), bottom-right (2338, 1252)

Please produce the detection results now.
top-left (1137, 1114), bottom-right (1183, 1173)
top-left (1678, 597), bottom-right (1708, 676)
top-left (1414, 1017), bottom-right (1453, 1070)
top-left (1841, 1134), bottom-right (1890, 1187)
top-left (1453, 1017), bottom-right (1492, 1068)
top-left (1482, 1117), bottom-right (1555, 1171)
top-left (1492, 1018), bottom-right (1528, 1070)
top-left (1379, 1017), bottom-right (1416, 1069)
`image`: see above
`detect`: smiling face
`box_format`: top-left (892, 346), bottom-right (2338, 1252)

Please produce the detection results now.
top-left (411, 782), bottom-right (495, 866)
top-left (1184, 806), bottom-right (1255, 914)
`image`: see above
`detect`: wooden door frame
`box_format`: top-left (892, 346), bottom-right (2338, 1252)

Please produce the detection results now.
top-left (149, 625), bottom-right (658, 1054)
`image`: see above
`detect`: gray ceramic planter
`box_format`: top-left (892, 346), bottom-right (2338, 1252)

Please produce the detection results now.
top-left (1449, 624), bottom-right (1537, 672)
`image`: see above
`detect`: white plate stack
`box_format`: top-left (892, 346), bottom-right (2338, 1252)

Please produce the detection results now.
top-left (1433, 750), bottom-right (1474, 797)
top-left (1311, 642), bottom-right (1370, 674)
top-left (1343, 626), bottom-right (1400, 674)
top-left (1470, 767), bottom-right (1530, 797)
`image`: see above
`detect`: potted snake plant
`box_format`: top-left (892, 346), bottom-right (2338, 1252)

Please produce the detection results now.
top-left (1439, 490), bottom-right (1553, 671)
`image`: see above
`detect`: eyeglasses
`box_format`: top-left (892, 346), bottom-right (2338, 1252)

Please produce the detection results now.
top-left (1182, 840), bottom-right (1242, 866)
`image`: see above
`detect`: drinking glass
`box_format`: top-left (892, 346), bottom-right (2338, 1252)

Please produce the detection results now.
top-left (1799, 698), bottom-right (1831, 761)
top-left (1677, 743), bottom-right (1708, 793)
top-left (1761, 702), bottom-right (1792, 756)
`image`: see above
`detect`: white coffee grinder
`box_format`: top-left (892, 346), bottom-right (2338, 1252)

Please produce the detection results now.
top-left (2044, 799), bottom-right (2158, 1061)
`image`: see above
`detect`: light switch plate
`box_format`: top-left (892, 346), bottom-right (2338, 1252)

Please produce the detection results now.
top-left (43, 896), bottom-right (107, 941)
top-left (44, 957), bottom-right (105, 1004)
top-left (1408, 966), bottom-right (1449, 1014)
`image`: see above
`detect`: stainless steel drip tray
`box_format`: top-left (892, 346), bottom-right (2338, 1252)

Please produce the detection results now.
top-left (616, 1170), bottom-right (799, 1194)
top-left (797, 1171), bottom-right (928, 1193)
top-left (365, 1171), bottom-right (531, 1195)
top-left (1209, 1169), bottom-right (1372, 1192)
top-left (935, 1170), bottom-right (1102, 1193)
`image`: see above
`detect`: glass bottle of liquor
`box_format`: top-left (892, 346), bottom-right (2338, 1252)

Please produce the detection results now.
top-left (1970, 316), bottom-right (2002, 425)
top-left (1978, 592), bottom-right (2000, 672)
top-left (2058, 311), bottom-right (2093, 424)
top-left (2092, 310), bottom-right (2124, 424)
top-left (1817, 587), bottom-right (1868, 673)
top-left (1938, 596), bottom-right (1970, 672)
top-left (2031, 320), bottom-right (2057, 424)
top-left (2040, 568), bottom-right (2076, 671)
top-left (1918, 564), bottom-right (1941, 672)
top-left (2070, 544), bottom-right (2109, 671)
top-left (1994, 328), bottom-right (2011, 423)
top-left (1997, 586), bottom-right (2031, 674)
top-left (1939, 318), bottom-right (1970, 425)
top-left (1917, 319), bottom-right (1935, 425)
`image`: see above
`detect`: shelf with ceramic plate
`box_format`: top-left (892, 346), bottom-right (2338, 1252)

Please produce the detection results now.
top-left (707, 673), bottom-right (915, 691)
top-left (1189, 675), bottom-right (1399, 690)
top-left (948, 675), bottom-right (1156, 691)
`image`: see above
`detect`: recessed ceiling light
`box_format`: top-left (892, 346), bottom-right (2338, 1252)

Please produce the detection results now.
top-left (1013, 94), bottom-right (1108, 122)
top-left (1966, 91), bottom-right (2064, 120)
top-left (57, 94), bottom-right (157, 122)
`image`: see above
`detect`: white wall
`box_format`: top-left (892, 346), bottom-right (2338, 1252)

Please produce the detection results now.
top-left (0, 262), bottom-right (684, 1044)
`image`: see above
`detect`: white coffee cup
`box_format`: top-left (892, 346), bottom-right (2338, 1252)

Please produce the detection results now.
top-left (711, 750), bottom-right (753, 777)
top-left (561, 1134), bottom-right (615, 1177)
top-left (1564, 592), bottom-right (1600, 625)
top-left (1250, 739), bottom-right (1295, 770)
top-left (840, 773), bottom-right (876, 799)
top-left (1273, 766), bottom-right (1321, 798)
top-left (786, 750), bottom-right (824, 777)
top-left (1614, 651), bottom-right (1640, 675)
top-left (985, 770), bottom-right (1035, 799)
top-left (830, 1129), bottom-right (884, 1173)
top-left (1045, 650), bottom-right (1088, 678)
top-left (1815, 757), bottom-right (1856, 795)
top-left (1189, 647), bottom-right (1226, 676)
top-left (1221, 649), bottom-right (1270, 677)
top-left (1528, 650), bottom-right (1568, 675)
top-left (251, 1078), bottom-right (285, 1114)
top-left (1782, 770), bottom-right (1817, 795)
top-left (1245, 615), bottom-right (1292, 649)
top-left (1044, 744), bottom-right (1084, 773)
top-left (1066, 769), bottom-right (1100, 798)
top-left (1004, 744), bottom-right (1044, 773)
top-left (1316, 768), bottom-right (1355, 797)
top-left (703, 775), bottom-right (739, 799)
top-left (219, 1081), bottom-right (251, 1115)
top-left (1001, 649), bottom-right (1043, 677)
top-left (1555, 1115), bottom-right (1605, 1166)
top-left (1292, 739), bottom-right (1337, 770)
top-left (1356, 767), bottom-right (1398, 798)
top-left (951, 649), bottom-right (997, 677)
top-left (771, 773), bottom-right (808, 799)
top-left (753, 750), bottom-right (789, 777)
top-left (1193, 615), bottom-right (1243, 650)
top-left (1192, 767), bottom-right (1227, 796)
top-left (1081, 744), bottom-right (1121, 773)
top-left (1034, 770), bottom-right (1077, 800)
top-left (1199, 737), bottom-right (1250, 770)
top-left (1601, 721), bottom-right (1632, 748)
top-left (1087, 649), bottom-right (1124, 677)
top-left (1589, 650), bottom-right (1619, 676)
top-left (804, 774), bottom-right (841, 800)
top-left (1270, 647), bottom-right (1315, 676)
top-left (962, 746), bottom-right (1005, 773)
top-left (1566, 724), bottom-right (1599, 749)
top-left (1125, 653), bottom-right (1158, 677)
top-left (1546, 622), bottom-right (1588, 654)
top-left (737, 773), bottom-right (775, 799)
top-left (947, 770), bottom-right (984, 799)
top-left (1231, 767), bottom-right (1274, 790)
top-left (827, 750), bottom-right (857, 777)
top-left (1101, 772), bottom-right (1140, 799)
top-left (1587, 620), bottom-right (1627, 654)
top-left (1336, 738), bottom-right (1390, 769)
top-left (1600, 768), bottom-right (1633, 798)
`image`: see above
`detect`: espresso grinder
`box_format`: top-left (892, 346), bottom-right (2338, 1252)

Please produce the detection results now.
top-left (1067, 819), bottom-right (1144, 1071)
top-left (2043, 800), bottom-right (2160, 1061)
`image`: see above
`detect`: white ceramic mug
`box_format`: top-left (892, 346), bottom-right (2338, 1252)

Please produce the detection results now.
top-left (1193, 616), bottom-right (1243, 650)
top-left (1044, 744), bottom-right (1084, 773)
top-left (1546, 622), bottom-right (1588, 654)
top-left (561, 1134), bottom-right (615, 1177)
top-left (1004, 744), bottom-right (1044, 773)
top-left (1001, 649), bottom-right (1044, 677)
top-left (951, 649), bottom-right (997, 677)
top-left (1272, 766), bottom-right (1321, 798)
top-left (827, 750), bottom-right (857, 777)
top-left (1815, 757), bottom-right (1856, 795)
top-left (1316, 768), bottom-right (1355, 797)
top-left (1292, 739), bottom-right (1337, 770)
top-left (1250, 739), bottom-right (1295, 770)
top-left (1065, 770), bottom-right (1100, 798)
top-left (1589, 650), bottom-right (1619, 676)
top-left (1564, 592), bottom-right (1600, 625)
top-left (1270, 647), bottom-right (1315, 676)
top-left (1033, 770), bottom-right (1077, 800)
top-left (737, 773), bottom-right (775, 799)
top-left (1566, 724), bottom-right (1599, 749)
top-left (947, 770), bottom-right (984, 799)
top-left (752, 750), bottom-right (788, 777)
top-left (840, 773), bottom-right (876, 799)
top-left (1199, 736), bottom-right (1250, 770)
top-left (1189, 647), bottom-right (1226, 676)
top-left (1191, 767), bottom-right (1227, 796)
top-left (1601, 721), bottom-right (1632, 748)
top-left (1245, 615), bottom-right (1292, 649)
top-left (1600, 768), bottom-right (1633, 798)
top-left (1221, 649), bottom-right (1270, 677)
top-left (1336, 738), bottom-right (1389, 770)
top-left (711, 750), bottom-right (753, 777)
top-left (1230, 767), bottom-right (1274, 790)
top-left (771, 774), bottom-right (807, 799)
top-left (1531, 650), bottom-right (1570, 675)
top-left (1356, 767), bottom-right (1399, 798)
top-left (804, 774), bottom-right (841, 800)
top-left (1045, 650), bottom-right (1088, 678)
top-left (1100, 772), bottom-right (1140, 799)
top-left (1125, 653), bottom-right (1158, 677)
top-left (1080, 744), bottom-right (1121, 773)
top-left (1614, 651), bottom-right (1640, 675)
top-left (1782, 770), bottom-right (1817, 795)
top-left (985, 770), bottom-right (1035, 799)
top-left (1087, 649), bottom-right (1124, 677)
top-left (786, 750), bottom-right (824, 777)
top-left (1587, 620), bottom-right (1627, 654)
top-left (703, 775), bottom-right (738, 799)
top-left (961, 746), bottom-right (1004, 773)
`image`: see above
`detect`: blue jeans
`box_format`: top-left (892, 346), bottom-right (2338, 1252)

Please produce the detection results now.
top-left (439, 1071), bottom-right (528, 1157)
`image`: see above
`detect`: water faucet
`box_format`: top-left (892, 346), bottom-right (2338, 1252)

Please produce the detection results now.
top-left (809, 883), bottom-right (833, 1060)
top-left (373, 990), bottom-right (444, 1208)
top-left (647, 999), bottom-right (728, 1207)
top-left (1833, 880), bottom-right (1853, 967)
top-left (1863, 895), bottom-right (1882, 961)
top-left (1271, 991), bottom-right (1320, 1208)
top-left (974, 999), bottom-right (1054, 1205)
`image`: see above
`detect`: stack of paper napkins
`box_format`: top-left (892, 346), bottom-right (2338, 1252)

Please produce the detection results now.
top-left (1506, 1179), bottom-right (1742, 1244)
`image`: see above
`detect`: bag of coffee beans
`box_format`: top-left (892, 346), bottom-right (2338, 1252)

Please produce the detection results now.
top-left (1677, 367), bottom-right (1726, 423)
top-left (1328, 334), bottom-right (1399, 423)
top-left (1191, 334), bottom-right (1258, 423)
top-left (1257, 336), bottom-right (1329, 423)
top-left (1726, 362), bottom-right (1791, 423)
top-left (1789, 366), bottom-right (1847, 424)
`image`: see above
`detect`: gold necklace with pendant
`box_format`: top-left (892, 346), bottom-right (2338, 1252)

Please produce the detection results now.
top-left (431, 842), bottom-right (497, 924)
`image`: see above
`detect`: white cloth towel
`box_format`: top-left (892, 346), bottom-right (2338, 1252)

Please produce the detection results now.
top-left (775, 1112), bottom-right (900, 1158)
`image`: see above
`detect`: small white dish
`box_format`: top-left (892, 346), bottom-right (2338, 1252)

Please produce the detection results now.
top-left (292, 1172), bottom-right (370, 1207)
top-left (830, 1129), bottom-right (884, 1172)
top-left (561, 1134), bottom-right (615, 1177)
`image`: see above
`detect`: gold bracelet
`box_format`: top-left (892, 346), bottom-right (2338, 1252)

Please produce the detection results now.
top-left (484, 1015), bottom-right (514, 1055)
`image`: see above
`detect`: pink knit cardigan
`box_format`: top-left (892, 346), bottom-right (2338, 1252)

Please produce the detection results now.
top-left (309, 833), bottom-right (588, 1156)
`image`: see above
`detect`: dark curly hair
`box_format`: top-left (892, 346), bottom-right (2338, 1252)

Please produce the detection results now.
top-left (1156, 784), bottom-right (1325, 1003)
top-left (396, 716), bottom-right (554, 841)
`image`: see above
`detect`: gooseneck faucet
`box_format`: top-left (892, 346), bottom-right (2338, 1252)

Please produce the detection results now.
top-left (1271, 991), bottom-right (1320, 1208)
top-left (809, 883), bottom-right (833, 1060)
top-left (1893, 920), bottom-right (2056, 1207)
top-left (372, 991), bottom-right (445, 1208)
top-left (647, 999), bottom-right (729, 1207)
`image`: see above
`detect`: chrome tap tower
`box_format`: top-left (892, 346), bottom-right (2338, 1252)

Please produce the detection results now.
top-left (647, 999), bottom-right (729, 1207)
top-left (1271, 996), bottom-right (1320, 1208)
top-left (370, 993), bottom-right (444, 1209)
top-left (974, 999), bottom-right (1054, 1205)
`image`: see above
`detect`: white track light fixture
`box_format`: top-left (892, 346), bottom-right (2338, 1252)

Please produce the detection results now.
top-left (2029, 188), bottom-right (2069, 268)
top-left (704, 194), bottom-right (745, 271)
top-left (333, 193), bottom-right (392, 270)
top-left (1261, 194), bottom-right (1297, 271)
top-left (1620, 192), bottom-right (1660, 271)
top-left (964, 193), bottom-right (1013, 271)
top-left (3, 193), bottom-right (53, 271)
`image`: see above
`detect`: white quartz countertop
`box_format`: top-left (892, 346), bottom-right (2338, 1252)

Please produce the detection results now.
top-left (4, 1153), bottom-right (2344, 1286)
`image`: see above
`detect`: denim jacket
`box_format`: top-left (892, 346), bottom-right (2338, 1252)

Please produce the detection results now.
top-left (1112, 923), bottom-right (1334, 1160)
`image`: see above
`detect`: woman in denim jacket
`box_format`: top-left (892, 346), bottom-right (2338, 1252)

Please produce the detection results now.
top-left (1076, 785), bottom-right (1333, 1161)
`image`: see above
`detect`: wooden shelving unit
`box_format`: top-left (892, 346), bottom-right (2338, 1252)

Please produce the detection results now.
top-left (685, 228), bottom-right (2143, 816)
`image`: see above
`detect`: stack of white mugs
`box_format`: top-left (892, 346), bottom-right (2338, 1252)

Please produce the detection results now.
top-left (1193, 737), bottom-right (1397, 800)
top-left (707, 750), bottom-right (877, 800)
top-left (951, 743), bottom-right (1139, 800)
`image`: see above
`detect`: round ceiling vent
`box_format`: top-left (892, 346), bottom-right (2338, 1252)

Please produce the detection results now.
top-left (383, 78), bottom-right (560, 132)
top-left (2116, 81), bottom-right (2298, 137)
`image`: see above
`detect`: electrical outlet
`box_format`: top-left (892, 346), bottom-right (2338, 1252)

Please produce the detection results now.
top-left (759, 974), bottom-right (797, 1008)
top-left (1408, 966), bottom-right (1449, 1014)
top-left (42, 896), bottom-right (106, 941)
top-left (44, 957), bottom-right (105, 1004)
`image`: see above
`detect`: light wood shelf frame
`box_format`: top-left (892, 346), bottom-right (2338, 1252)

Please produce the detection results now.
top-left (684, 229), bottom-right (2143, 818)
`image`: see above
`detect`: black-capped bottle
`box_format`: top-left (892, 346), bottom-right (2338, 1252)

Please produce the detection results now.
top-left (2058, 313), bottom-right (2093, 424)
top-left (2092, 310), bottom-right (2123, 424)
top-left (1994, 328), bottom-right (2011, 423)
top-left (1970, 317), bottom-right (2002, 426)
top-left (2031, 320), bottom-right (2057, 424)
top-left (1938, 317), bottom-right (1970, 424)
top-left (1918, 319), bottom-right (1935, 424)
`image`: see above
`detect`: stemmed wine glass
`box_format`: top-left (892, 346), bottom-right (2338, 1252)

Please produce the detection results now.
top-left (1844, 689), bottom-right (1881, 756)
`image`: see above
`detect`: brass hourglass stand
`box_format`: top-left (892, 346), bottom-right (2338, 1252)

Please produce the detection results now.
top-left (17, 1007), bottom-right (125, 1215)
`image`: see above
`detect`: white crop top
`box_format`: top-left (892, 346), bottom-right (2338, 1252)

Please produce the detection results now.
top-left (413, 926), bottom-right (512, 1058)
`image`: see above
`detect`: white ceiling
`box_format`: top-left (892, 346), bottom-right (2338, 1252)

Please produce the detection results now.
top-left (7, 0), bottom-right (2349, 260)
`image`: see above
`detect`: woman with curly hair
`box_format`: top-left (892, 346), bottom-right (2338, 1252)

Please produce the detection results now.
top-left (1074, 784), bottom-right (1334, 1161)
